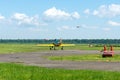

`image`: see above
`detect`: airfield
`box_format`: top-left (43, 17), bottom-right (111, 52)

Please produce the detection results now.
top-left (1, 50), bottom-right (120, 71)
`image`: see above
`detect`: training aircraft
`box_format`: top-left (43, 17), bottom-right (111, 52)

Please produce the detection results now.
top-left (37, 39), bottom-right (75, 50)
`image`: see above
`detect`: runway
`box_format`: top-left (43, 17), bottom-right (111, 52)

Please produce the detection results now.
top-left (0, 50), bottom-right (120, 71)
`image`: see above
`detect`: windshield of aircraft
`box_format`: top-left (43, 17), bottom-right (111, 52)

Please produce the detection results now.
top-left (53, 39), bottom-right (59, 44)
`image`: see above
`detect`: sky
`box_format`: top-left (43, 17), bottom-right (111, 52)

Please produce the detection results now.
top-left (0, 0), bottom-right (120, 39)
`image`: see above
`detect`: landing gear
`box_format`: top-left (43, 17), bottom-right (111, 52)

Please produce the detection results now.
top-left (54, 47), bottom-right (56, 50)
top-left (61, 46), bottom-right (63, 50)
top-left (49, 46), bottom-right (56, 50)
top-left (49, 46), bottom-right (53, 50)
top-left (49, 46), bottom-right (63, 50)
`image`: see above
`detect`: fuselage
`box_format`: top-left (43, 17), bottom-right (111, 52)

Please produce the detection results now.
top-left (53, 39), bottom-right (62, 47)
top-left (53, 43), bottom-right (62, 47)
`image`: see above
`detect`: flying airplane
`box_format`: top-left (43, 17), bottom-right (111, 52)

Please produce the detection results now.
top-left (37, 39), bottom-right (75, 50)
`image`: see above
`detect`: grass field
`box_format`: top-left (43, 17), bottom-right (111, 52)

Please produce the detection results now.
top-left (47, 54), bottom-right (120, 62)
top-left (0, 43), bottom-right (120, 54)
top-left (0, 43), bottom-right (120, 80)
top-left (0, 43), bottom-right (49, 54)
top-left (0, 63), bottom-right (120, 80)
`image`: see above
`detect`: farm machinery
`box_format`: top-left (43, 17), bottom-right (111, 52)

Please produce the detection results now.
top-left (102, 45), bottom-right (114, 57)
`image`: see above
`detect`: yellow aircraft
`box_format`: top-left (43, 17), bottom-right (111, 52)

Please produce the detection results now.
top-left (37, 39), bottom-right (75, 50)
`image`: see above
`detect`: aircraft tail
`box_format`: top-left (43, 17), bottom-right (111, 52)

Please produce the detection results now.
top-left (59, 39), bottom-right (62, 43)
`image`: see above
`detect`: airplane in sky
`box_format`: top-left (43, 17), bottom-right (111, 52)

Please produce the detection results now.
top-left (37, 39), bottom-right (75, 50)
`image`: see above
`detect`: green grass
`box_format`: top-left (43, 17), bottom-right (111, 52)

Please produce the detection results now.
top-left (47, 54), bottom-right (120, 62)
top-left (0, 44), bottom-right (120, 79)
top-left (0, 44), bottom-right (106, 54)
top-left (64, 44), bottom-right (120, 50)
top-left (0, 63), bottom-right (120, 80)
top-left (0, 43), bottom-right (120, 54)
top-left (64, 44), bottom-right (103, 50)
top-left (0, 43), bottom-right (50, 54)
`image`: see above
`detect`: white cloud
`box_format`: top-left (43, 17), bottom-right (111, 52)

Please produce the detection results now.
top-left (72, 12), bottom-right (80, 19)
top-left (44, 7), bottom-right (70, 18)
top-left (0, 15), bottom-right (11, 25)
top-left (0, 15), bottom-right (5, 20)
top-left (12, 13), bottom-right (43, 26)
top-left (57, 26), bottom-right (75, 31)
top-left (93, 10), bottom-right (99, 16)
top-left (84, 9), bottom-right (90, 14)
top-left (43, 7), bottom-right (80, 21)
top-left (102, 28), bottom-right (111, 31)
top-left (108, 20), bottom-right (120, 26)
top-left (29, 27), bottom-right (48, 32)
top-left (93, 4), bottom-right (120, 17)
top-left (81, 24), bottom-right (98, 29)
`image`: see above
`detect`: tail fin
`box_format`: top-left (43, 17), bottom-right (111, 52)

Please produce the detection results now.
top-left (59, 39), bottom-right (62, 43)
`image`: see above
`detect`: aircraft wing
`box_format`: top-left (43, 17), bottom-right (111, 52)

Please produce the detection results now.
top-left (37, 44), bottom-right (54, 46)
top-left (37, 44), bottom-right (75, 47)
top-left (60, 44), bottom-right (75, 46)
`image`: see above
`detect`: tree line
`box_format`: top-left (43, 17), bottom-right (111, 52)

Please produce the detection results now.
top-left (0, 39), bottom-right (120, 44)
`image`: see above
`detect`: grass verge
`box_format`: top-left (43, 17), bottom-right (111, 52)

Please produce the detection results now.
top-left (0, 44), bottom-right (49, 54)
top-left (0, 63), bottom-right (120, 80)
top-left (47, 54), bottom-right (120, 62)
top-left (0, 43), bottom-right (120, 54)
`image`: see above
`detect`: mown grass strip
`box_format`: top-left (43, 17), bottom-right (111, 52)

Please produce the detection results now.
top-left (0, 43), bottom-right (120, 54)
top-left (0, 44), bottom-right (50, 54)
top-left (0, 63), bottom-right (120, 80)
top-left (47, 54), bottom-right (120, 62)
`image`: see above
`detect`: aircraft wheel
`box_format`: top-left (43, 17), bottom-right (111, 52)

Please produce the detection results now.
top-left (54, 47), bottom-right (56, 50)
top-left (61, 47), bottom-right (63, 50)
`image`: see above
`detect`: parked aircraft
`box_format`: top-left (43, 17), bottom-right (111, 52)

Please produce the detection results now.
top-left (37, 39), bottom-right (75, 50)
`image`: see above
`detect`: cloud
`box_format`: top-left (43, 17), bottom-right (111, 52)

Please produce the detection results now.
top-left (72, 12), bottom-right (80, 19)
top-left (57, 26), bottom-right (75, 31)
top-left (29, 27), bottom-right (48, 32)
top-left (102, 28), bottom-right (111, 31)
top-left (84, 9), bottom-right (90, 14)
top-left (0, 15), bottom-right (11, 25)
top-left (108, 20), bottom-right (120, 26)
top-left (93, 4), bottom-right (120, 17)
top-left (12, 13), bottom-right (43, 26)
top-left (43, 7), bottom-right (80, 21)
top-left (81, 24), bottom-right (98, 29)
top-left (0, 15), bottom-right (5, 20)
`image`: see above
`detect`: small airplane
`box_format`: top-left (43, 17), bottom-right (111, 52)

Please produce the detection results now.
top-left (37, 39), bottom-right (75, 50)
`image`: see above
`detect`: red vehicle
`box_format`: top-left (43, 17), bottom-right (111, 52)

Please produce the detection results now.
top-left (102, 45), bottom-right (114, 57)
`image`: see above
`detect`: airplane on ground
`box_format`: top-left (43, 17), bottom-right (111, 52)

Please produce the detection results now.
top-left (37, 39), bottom-right (75, 50)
